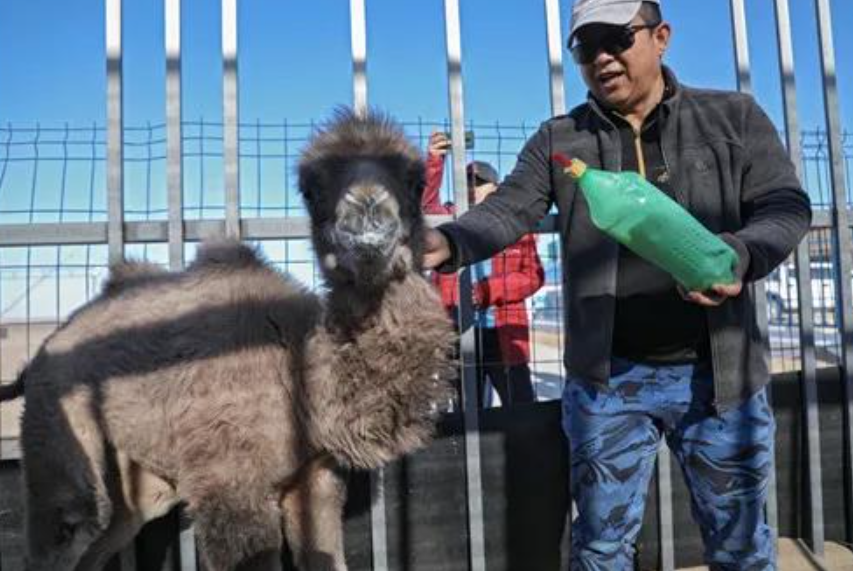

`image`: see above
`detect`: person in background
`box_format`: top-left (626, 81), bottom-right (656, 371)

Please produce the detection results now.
top-left (421, 0), bottom-right (812, 568)
top-left (424, 131), bottom-right (544, 407)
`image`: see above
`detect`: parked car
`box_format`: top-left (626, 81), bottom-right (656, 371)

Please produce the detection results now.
top-left (764, 261), bottom-right (840, 323)
top-left (529, 261), bottom-right (844, 327)
top-left (531, 284), bottom-right (563, 329)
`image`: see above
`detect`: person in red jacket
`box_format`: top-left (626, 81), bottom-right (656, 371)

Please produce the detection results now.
top-left (424, 131), bottom-right (545, 406)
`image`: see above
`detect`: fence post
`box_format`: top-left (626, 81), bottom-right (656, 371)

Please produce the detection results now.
top-left (773, 0), bottom-right (825, 555)
top-left (543, 0), bottom-right (566, 118)
top-left (729, 0), bottom-right (788, 547)
top-left (166, 0), bottom-right (184, 272)
top-left (106, 0), bottom-right (124, 265)
top-left (814, 0), bottom-right (853, 547)
top-left (443, 2), bottom-right (487, 570)
top-left (350, 0), bottom-right (368, 117)
top-left (222, 0), bottom-right (240, 240)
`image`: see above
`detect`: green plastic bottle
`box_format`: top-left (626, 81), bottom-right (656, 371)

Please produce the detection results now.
top-left (553, 154), bottom-right (737, 291)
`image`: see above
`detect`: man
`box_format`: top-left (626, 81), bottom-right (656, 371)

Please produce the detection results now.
top-left (423, 132), bottom-right (544, 406)
top-left (423, 1), bottom-right (812, 569)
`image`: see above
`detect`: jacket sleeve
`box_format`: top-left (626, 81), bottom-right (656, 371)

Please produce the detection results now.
top-left (727, 96), bottom-right (812, 282)
top-left (422, 152), bottom-right (454, 215)
top-left (437, 125), bottom-right (554, 271)
top-left (475, 234), bottom-right (545, 307)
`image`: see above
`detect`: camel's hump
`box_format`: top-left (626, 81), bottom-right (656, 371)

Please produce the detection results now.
top-left (190, 240), bottom-right (268, 271)
top-left (103, 240), bottom-right (268, 297)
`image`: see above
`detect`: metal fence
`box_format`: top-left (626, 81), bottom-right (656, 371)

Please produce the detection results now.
top-left (1, 0), bottom-right (853, 570)
top-left (0, 122), bottom-right (850, 374)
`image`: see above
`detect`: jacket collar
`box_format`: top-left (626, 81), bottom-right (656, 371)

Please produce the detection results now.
top-left (587, 65), bottom-right (681, 128)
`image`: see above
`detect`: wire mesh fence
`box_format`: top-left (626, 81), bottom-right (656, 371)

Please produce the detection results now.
top-left (0, 120), bottom-right (543, 223)
top-left (0, 120), bottom-right (851, 445)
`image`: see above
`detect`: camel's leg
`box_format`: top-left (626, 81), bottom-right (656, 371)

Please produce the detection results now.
top-left (281, 457), bottom-right (348, 571)
top-left (22, 387), bottom-right (113, 571)
top-left (233, 550), bottom-right (284, 571)
top-left (73, 510), bottom-right (141, 571)
top-left (183, 472), bottom-right (283, 571)
top-left (75, 457), bottom-right (179, 571)
top-left (193, 505), bottom-right (283, 571)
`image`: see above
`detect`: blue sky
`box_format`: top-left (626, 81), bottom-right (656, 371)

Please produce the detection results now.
top-left (1, 0), bottom-right (853, 321)
top-left (1, 0), bottom-right (852, 131)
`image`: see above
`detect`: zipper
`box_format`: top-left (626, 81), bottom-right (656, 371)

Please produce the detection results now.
top-left (596, 123), bottom-right (620, 385)
top-left (659, 121), bottom-right (687, 207)
top-left (632, 127), bottom-right (647, 178)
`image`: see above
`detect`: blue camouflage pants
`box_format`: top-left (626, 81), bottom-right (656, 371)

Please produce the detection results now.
top-left (561, 358), bottom-right (776, 570)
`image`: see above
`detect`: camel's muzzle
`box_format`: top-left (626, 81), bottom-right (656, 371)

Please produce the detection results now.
top-left (333, 185), bottom-right (402, 256)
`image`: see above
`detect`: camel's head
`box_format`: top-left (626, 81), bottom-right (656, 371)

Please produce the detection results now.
top-left (298, 108), bottom-right (426, 290)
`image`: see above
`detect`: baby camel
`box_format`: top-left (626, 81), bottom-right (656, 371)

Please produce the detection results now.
top-left (0, 109), bottom-right (456, 571)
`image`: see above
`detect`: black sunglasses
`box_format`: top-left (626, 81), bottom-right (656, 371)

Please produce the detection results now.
top-left (569, 22), bottom-right (661, 65)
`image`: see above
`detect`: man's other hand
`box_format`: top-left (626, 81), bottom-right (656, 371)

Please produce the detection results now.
top-left (424, 228), bottom-right (451, 269)
top-left (678, 281), bottom-right (743, 307)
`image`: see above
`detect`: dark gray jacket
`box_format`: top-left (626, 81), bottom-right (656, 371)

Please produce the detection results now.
top-left (438, 69), bottom-right (812, 410)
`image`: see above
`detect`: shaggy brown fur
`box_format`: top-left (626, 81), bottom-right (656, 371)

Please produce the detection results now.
top-left (2, 108), bottom-right (455, 571)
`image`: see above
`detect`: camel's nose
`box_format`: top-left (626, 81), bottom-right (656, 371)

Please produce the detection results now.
top-left (335, 186), bottom-right (400, 248)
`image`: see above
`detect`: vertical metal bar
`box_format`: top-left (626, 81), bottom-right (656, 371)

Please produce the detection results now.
top-left (774, 0), bottom-right (823, 553)
top-left (350, 0), bottom-right (368, 116)
top-left (222, 0), bottom-right (240, 239)
top-left (544, 0), bottom-right (566, 117)
top-left (107, 3), bottom-right (132, 567)
top-left (347, 2), bottom-right (388, 566)
top-left (543, 1), bottom-right (573, 556)
top-left (0, 249), bottom-right (3, 465)
top-left (729, 0), bottom-right (752, 95)
top-left (814, 0), bottom-right (853, 546)
top-left (656, 445), bottom-right (675, 571)
top-left (443, 2), bottom-right (485, 571)
top-left (106, 0), bottom-right (124, 265)
top-left (444, 0), bottom-right (469, 215)
top-left (370, 469), bottom-right (389, 571)
top-left (166, 0), bottom-right (184, 269)
top-left (119, 549), bottom-right (137, 571)
top-left (168, 1), bottom-right (195, 566)
top-left (179, 524), bottom-right (197, 571)
top-left (729, 0), bottom-right (781, 540)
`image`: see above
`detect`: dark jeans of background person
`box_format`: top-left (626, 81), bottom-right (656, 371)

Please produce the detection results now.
top-left (476, 326), bottom-right (535, 407)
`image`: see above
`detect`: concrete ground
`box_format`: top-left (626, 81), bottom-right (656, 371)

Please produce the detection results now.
top-left (680, 538), bottom-right (853, 570)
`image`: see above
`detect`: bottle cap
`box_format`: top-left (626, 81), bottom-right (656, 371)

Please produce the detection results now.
top-left (552, 154), bottom-right (587, 179)
top-left (566, 158), bottom-right (587, 179)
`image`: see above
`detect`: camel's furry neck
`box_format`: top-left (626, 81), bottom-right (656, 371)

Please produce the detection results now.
top-left (312, 271), bottom-right (456, 469)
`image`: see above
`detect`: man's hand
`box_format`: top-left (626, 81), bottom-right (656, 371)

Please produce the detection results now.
top-left (678, 281), bottom-right (743, 307)
top-left (423, 228), bottom-right (451, 269)
top-left (428, 131), bottom-right (451, 157)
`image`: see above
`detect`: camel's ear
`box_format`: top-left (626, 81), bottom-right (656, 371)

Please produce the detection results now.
top-left (396, 160), bottom-right (427, 230)
top-left (297, 162), bottom-right (318, 203)
top-left (297, 161), bottom-right (337, 226)
top-left (407, 161), bottom-right (427, 201)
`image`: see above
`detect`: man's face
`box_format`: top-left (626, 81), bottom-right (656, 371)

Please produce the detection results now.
top-left (576, 15), bottom-right (670, 114)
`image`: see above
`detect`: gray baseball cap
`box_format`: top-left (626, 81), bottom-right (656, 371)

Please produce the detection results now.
top-left (466, 161), bottom-right (499, 185)
top-left (569, 0), bottom-right (660, 45)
